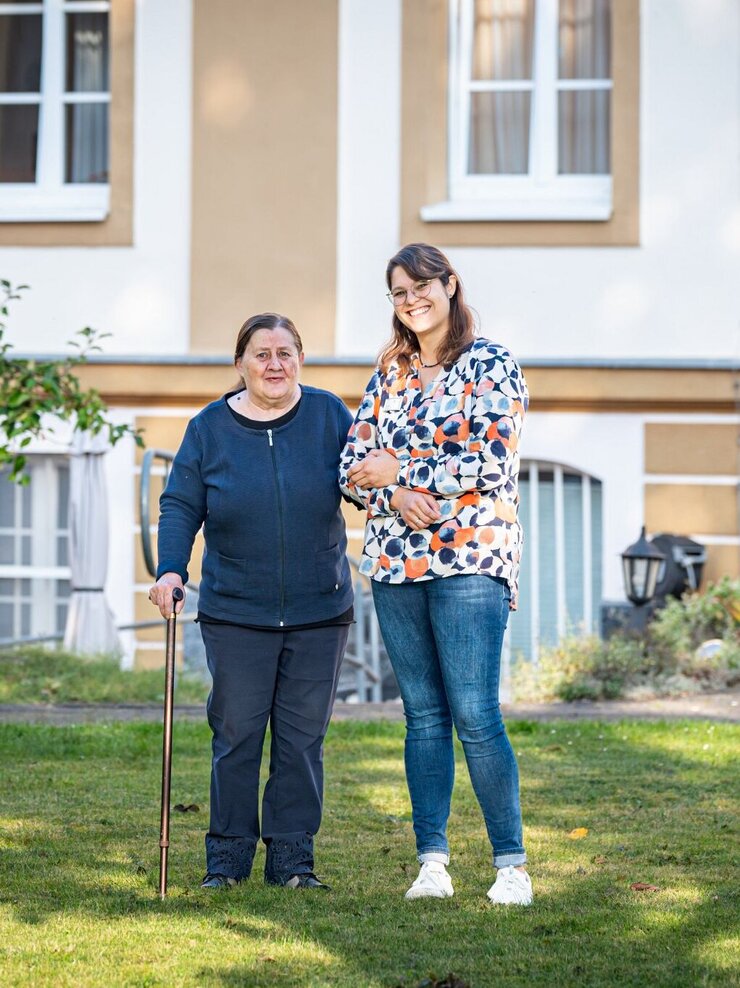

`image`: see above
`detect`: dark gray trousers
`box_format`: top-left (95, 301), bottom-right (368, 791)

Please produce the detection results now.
top-left (199, 621), bottom-right (347, 882)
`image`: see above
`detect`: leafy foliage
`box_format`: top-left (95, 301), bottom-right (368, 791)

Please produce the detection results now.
top-left (0, 279), bottom-right (143, 483)
top-left (515, 578), bottom-right (740, 701)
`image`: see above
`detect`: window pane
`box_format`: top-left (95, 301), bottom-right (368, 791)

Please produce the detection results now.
top-left (558, 90), bottom-right (609, 174)
top-left (21, 486), bottom-right (31, 531)
top-left (590, 479), bottom-right (603, 628)
top-left (57, 464), bottom-right (70, 529)
top-left (559, 0), bottom-right (611, 80)
top-left (21, 602), bottom-right (30, 637)
top-left (469, 91), bottom-right (530, 174)
top-left (472, 0), bottom-right (534, 80)
top-left (0, 578), bottom-right (12, 595)
top-left (0, 104), bottom-right (38, 181)
top-left (0, 601), bottom-right (13, 637)
top-left (21, 534), bottom-right (31, 565)
top-left (65, 102), bottom-right (108, 182)
top-left (56, 603), bottom-right (68, 634)
top-left (0, 14), bottom-right (42, 92)
top-left (57, 536), bottom-right (69, 567)
top-left (537, 475), bottom-right (558, 648)
top-left (0, 534), bottom-right (14, 564)
top-left (66, 13), bottom-right (110, 93)
top-left (0, 476), bottom-right (15, 527)
top-left (563, 474), bottom-right (584, 629)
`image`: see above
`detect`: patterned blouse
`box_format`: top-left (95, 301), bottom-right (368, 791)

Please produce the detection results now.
top-left (339, 338), bottom-right (528, 607)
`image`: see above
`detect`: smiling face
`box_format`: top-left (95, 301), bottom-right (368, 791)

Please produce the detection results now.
top-left (236, 327), bottom-right (304, 409)
top-left (389, 265), bottom-right (457, 356)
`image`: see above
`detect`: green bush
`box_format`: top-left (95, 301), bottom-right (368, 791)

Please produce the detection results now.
top-left (514, 577), bottom-right (740, 702)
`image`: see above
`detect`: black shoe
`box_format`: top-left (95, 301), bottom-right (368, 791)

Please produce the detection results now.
top-left (200, 873), bottom-right (239, 889)
top-left (283, 873), bottom-right (330, 890)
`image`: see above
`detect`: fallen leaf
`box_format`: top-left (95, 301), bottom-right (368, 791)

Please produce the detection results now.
top-left (568, 827), bottom-right (589, 840)
top-left (593, 855), bottom-right (608, 865)
top-left (173, 803), bottom-right (200, 813)
top-left (630, 882), bottom-right (660, 892)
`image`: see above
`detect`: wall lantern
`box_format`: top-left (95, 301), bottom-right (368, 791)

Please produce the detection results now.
top-left (621, 527), bottom-right (666, 606)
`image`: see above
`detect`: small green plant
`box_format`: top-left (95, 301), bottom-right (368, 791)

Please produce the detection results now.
top-left (514, 577), bottom-right (740, 701)
top-left (0, 280), bottom-right (143, 483)
top-left (649, 576), bottom-right (740, 677)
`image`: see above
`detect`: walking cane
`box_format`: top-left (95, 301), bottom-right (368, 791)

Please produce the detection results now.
top-left (159, 586), bottom-right (184, 899)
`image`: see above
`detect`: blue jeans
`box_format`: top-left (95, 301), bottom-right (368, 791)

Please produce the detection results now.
top-left (372, 575), bottom-right (526, 868)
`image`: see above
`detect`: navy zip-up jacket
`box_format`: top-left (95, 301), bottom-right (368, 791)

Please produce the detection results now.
top-left (156, 386), bottom-right (354, 627)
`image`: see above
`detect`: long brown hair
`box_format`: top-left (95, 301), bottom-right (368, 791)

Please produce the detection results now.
top-left (378, 243), bottom-right (476, 374)
top-left (231, 312), bottom-right (303, 392)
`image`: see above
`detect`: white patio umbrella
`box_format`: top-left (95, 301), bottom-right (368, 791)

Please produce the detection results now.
top-left (62, 429), bottom-right (121, 656)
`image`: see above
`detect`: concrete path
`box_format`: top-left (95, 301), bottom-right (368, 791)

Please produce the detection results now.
top-left (0, 691), bottom-right (737, 725)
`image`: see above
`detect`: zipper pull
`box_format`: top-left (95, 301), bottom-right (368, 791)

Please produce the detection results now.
top-left (267, 429), bottom-right (273, 446)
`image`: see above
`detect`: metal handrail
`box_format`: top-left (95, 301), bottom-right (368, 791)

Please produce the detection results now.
top-left (139, 448), bottom-right (175, 580)
top-left (0, 614), bottom-right (198, 649)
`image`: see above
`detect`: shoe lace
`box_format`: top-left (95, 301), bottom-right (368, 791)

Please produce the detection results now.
top-left (497, 867), bottom-right (525, 889)
top-left (418, 863), bottom-right (447, 885)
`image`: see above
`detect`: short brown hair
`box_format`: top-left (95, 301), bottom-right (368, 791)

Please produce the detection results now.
top-left (234, 312), bottom-right (303, 363)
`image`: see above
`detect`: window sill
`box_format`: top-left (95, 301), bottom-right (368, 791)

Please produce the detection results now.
top-left (0, 185), bottom-right (110, 223)
top-left (420, 199), bottom-right (613, 222)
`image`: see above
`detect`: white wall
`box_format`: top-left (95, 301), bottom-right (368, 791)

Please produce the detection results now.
top-left (336, 0), bottom-right (401, 357)
top-left (0, 0), bottom-right (193, 357)
top-left (336, 0), bottom-right (740, 361)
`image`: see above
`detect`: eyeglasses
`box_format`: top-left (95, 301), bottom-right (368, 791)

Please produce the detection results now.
top-left (386, 279), bottom-right (434, 307)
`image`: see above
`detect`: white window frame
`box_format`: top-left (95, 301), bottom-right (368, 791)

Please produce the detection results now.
top-left (422, 0), bottom-right (613, 222)
top-left (0, 0), bottom-right (110, 222)
top-left (0, 456), bottom-right (71, 640)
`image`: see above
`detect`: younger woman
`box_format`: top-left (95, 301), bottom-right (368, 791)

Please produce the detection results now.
top-left (339, 244), bottom-right (531, 905)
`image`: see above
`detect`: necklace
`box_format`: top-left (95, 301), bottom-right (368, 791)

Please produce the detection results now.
top-left (420, 360), bottom-right (441, 369)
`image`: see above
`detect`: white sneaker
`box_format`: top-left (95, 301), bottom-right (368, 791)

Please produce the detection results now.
top-left (487, 866), bottom-right (533, 906)
top-left (404, 861), bottom-right (454, 900)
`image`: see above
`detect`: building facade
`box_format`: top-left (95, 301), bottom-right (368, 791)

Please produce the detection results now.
top-left (0, 0), bottom-right (738, 670)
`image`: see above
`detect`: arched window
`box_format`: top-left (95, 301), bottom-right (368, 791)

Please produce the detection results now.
top-left (508, 460), bottom-right (603, 665)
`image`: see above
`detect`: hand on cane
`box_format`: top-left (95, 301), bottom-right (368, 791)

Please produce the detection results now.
top-left (149, 573), bottom-right (186, 618)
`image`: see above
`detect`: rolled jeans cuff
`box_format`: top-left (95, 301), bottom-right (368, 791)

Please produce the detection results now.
top-left (418, 850), bottom-right (450, 866)
top-left (494, 851), bottom-right (527, 868)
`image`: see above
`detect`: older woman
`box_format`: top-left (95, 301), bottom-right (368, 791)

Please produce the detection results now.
top-left (149, 313), bottom-right (353, 890)
top-left (339, 244), bottom-right (531, 906)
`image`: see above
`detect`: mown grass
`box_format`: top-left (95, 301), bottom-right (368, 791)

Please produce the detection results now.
top-left (0, 646), bottom-right (208, 705)
top-left (0, 718), bottom-right (737, 987)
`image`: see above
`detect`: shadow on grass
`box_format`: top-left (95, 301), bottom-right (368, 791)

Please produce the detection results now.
top-left (0, 719), bottom-right (737, 986)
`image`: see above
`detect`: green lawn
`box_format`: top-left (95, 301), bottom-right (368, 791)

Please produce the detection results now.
top-left (0, 719), bottom-right (737, 987)
top-left (0, 646), bottom-right (208, 705)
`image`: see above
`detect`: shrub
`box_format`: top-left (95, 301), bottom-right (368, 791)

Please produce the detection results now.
top-left (513, 577), bottom-right (740, 702)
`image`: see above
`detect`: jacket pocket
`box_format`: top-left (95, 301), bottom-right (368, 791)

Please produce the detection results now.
top-left (315, 544), bottom-right (343, 594)
top-left (209, 551), bottom-right (251, 598)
